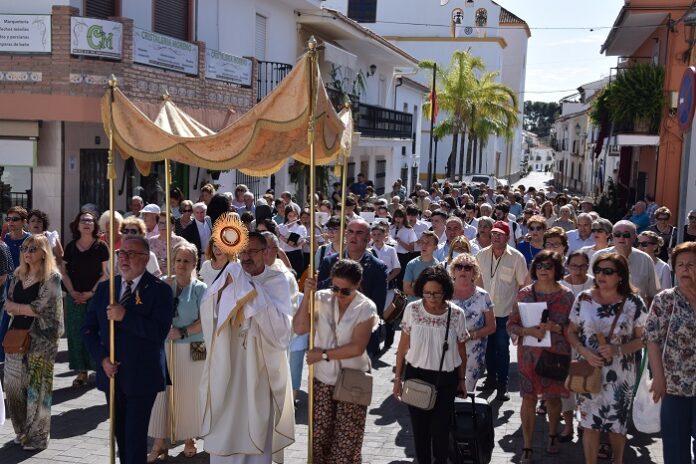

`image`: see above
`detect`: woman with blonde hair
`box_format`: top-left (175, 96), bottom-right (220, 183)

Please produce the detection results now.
top-left (445, 235), bottom-right (475, 265)
top-left (147, 242), bottom-right (207, 461)
top-left (98, 210), bottom-right (124, 251)
top-left (4, 234), bottom-right (63, 450)
top-left (199, 237), bottom-right (234, 286)
top-left (449, 253), bottom-right (495, 392)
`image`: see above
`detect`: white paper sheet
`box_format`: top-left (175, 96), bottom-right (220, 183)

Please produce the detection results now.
top-left (518, 302), bottom-right (551, 347)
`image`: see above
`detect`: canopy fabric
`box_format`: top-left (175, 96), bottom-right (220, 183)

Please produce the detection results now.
top-left (102, 52), bottom-right (346, 176)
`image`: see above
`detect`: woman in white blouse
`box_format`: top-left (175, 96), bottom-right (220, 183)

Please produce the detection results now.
top-left (293, 259), bottom-right (378, 464)
top-left (394, 266), bottom-right (468, 464)
top-left (278, 205), bottom-right (307, 278)
top-left (390, 208), bottom-right (417, 289)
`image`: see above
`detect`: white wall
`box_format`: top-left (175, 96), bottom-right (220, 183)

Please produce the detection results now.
top-left (0, 0), bottom-right (79, 14)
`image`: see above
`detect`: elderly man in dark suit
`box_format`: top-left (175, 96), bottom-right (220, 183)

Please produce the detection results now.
top-left (83, 235), bottom-right (173, 464)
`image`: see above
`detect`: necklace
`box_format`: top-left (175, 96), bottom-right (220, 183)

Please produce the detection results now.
top-left (24, 273), bottom-right (39, 287)
top-left (490, 250), bottom-right (504, 278)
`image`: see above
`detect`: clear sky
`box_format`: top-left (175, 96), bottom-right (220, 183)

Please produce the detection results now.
top-left (495, 0), bottom-right (624, 103)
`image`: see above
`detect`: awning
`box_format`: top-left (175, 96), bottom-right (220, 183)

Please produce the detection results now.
top-left (321, 41), bottom-right (357, 70)
top-left (102, 51), bottom-right (349, 177)
top-left (601, 10), bottom-right (667, 56)
top-left (614, 133), bottom-right (660, 147)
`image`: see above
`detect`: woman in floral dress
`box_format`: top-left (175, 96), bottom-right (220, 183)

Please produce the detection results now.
top-left (567, 253), bottom-right (647, 464)
top-left (507, 250), bottom-right (574, 463)
top-left (449, 253), bottom-right (495, 392)
top-left (4, 235), bottom-right (63, 450)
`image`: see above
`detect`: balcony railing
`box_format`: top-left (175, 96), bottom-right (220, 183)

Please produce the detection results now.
top-left (325, 88), bottom-right (413, 139)
top-left (257, 61), bottom-right (293, 102)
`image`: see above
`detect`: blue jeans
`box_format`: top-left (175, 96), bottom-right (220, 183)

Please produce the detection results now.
top-left (661, 393), bottom-right (696, 464)
top-left (289, 349), bottom-right (306, 391)
top-left (484, 316), bottom-right (510, 386)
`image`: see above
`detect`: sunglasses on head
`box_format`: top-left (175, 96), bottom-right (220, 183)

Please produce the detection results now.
top-left (637, 241), bottom-right (657, 247)
top-left (593, 266), bottom-right (618, 276)
top-left (453, 263), bottom-right (474, 272)
top-left (613, 231), bottom-right (632, 239)
top-left (331, 285), bottom-right (352, 296)
top-left (535, 262), bottom-right (554, 270)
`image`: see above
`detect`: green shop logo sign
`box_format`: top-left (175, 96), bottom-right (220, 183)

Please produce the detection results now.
top-left (86, 25), bottom-right (113, 50)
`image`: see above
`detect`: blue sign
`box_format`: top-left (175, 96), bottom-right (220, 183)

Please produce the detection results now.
top-left (678, 66), bottom-right (696, 131)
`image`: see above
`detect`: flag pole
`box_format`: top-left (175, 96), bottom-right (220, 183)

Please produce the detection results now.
top-left (307, 36), bottom-right (318, 464)
top-left (164, 157), bottom-right (176, 445)
top-left (106, 75), bottom-right (117, 464)
top-left (427, 64), bottom-right (437, 186)
top-left (338, 103), bottom-right (350, 258)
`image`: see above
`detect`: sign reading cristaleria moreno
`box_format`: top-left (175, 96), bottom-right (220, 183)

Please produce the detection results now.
top-left (132, 27), bottom-right (199, 75)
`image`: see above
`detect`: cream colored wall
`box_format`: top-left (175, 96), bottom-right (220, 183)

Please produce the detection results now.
top-left (34, 121), bottom-right (63, 237)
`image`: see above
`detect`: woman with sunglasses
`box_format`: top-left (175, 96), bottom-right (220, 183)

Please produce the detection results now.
top-left (61, 210), bottom-right (109, 387)
top-left (638, 231), bottom-right (672, 291)
top-left (567, 253), bottom-right (647, 464)
top-left (580, 218), bottom-right (613, 262)
top-left (4, 235), bottom-right (63, 450)
top-left (175, 199), bottom-right (194, 236)
top-left (449, 254), bottom-right (495, 392)
top-left (394, 266), bottom-right (468, 464)
top-left (648, 206), bottom-right (677, 262)
top-left (517, 215), bottom-right (547, 268)
top-left (147, 242), bottom-right (206, 462)
top-left (643, 242), bottom-right (696, 464)
top-left (293, 259), bottom-right (377, 463)
top-left (507, 251), bottom-right (574, 463)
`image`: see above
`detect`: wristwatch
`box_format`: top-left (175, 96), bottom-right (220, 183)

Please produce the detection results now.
top-left (322, 350), bottom-right (330, 362)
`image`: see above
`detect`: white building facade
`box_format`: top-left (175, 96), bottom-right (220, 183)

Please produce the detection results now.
top-left (323, 0), bottom-right (529, 183)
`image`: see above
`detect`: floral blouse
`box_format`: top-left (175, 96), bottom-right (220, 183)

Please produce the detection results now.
top-left (643, 287), bottom-right (696, 397)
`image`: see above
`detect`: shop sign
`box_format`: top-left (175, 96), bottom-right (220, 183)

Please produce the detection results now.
top-left (0, 14), bottom-right (51, 53)
top-left (70, 17), bottom-right (122, 59)
top-left (205, 49), bottom-right (252, 86)
top-left (133, 27), bottom-right (198, 75)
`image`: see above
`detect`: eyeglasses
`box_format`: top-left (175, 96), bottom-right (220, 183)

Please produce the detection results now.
top-left (568, 263), bottom-right (589, 270)
top-left (528, 226), bottom-right (544, 232)
top-left (453, 263), bottom-right (474, 272)
top-left (239, 248), bottom-right (266, 256)
top-left (613, 231), bottom-right (633, 239)
top-left (422, 291), bottom-right (444, 299)
top-left (120, 228), bottom-right (140, 235)
top-left (117, 250), bottom-right (148, 259)
top-left (331, 285), bottom-right (353, 296)
top-left (593, 266), bottom-right (618, 276)
top-left (535, 262), bottom-right (554, 270)
top-left (80, 218), bottom-right (94, 224)
top-left (19, 245), bottom-right (39, 253)
top-left (656, 216), bottom-right (668, 221)
top-left (637, 241), bottom-right (657, 247)
top-left (181, 208), bottom-right (193, 213)
top-left (6, 216), bottom-right (22, 222)
top-left (591, 228), bottom-right (606, 233)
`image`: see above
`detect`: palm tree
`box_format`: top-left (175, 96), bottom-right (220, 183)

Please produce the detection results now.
top-left (420, 51), bottom-right (484, 178)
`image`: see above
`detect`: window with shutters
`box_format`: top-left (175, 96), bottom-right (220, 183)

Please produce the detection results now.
top-left (153, 0), bottom-right (190, 41)
top-left (347, 0), bottom-right (377, 23)
top-left (255, 14), bottom-right (267, 60)
top-left (85, 0), bottom-right (117, 19)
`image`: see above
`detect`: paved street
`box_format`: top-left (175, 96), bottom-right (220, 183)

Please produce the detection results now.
top-left (1, 330), bottom-right (664, 464)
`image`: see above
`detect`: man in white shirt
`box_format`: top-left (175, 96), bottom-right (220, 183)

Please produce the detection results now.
top-left (406, 206), bottom-right (431, 253)
top-left (141, 204), bottom-right (160, 239)
top-left (475, 221), bottom-right (530, 401)
top-left (435, 216), bottom-right (478, 261)
top-left (566, 213), bottom-right (595, 254)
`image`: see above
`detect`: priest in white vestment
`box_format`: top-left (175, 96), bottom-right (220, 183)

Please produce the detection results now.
top-left (199, 232), bottom-right (295, 463)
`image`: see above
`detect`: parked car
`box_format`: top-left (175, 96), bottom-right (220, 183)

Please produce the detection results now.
top-left (462, 174), bottom-right (500, 190)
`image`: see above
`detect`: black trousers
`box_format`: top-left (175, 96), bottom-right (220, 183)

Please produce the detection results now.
top-left (405, 364), bottom-right (458, 464)
top-left (286, 249), bottom-right (305, 279)
top-left (107, 388), bottom-right (157, 464)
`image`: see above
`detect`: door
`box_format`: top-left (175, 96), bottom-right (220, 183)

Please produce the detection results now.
top-left (80, 149), bottom-right (109, 215)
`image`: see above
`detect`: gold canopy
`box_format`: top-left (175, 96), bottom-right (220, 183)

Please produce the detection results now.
top-left (101, 52), bottom-right (346, 176)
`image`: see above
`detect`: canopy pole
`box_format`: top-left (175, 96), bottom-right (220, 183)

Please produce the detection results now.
top-left (307, 36), bottom-right (318, 464)
top-left (164, 158), bottom-right (176, 445)
top-left (107, 75), bottom-right (118, 464)
top-left (338, 106), bottom-right (350, 257)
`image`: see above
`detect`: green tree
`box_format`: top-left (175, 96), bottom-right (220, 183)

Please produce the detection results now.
top-left (523, 101), bottom-right (560, 138)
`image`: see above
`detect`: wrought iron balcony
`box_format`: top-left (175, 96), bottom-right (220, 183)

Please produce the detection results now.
top-left (325, 87), bottom-right (413, 139)
top-left (257, 61), bottom-right (293, 102)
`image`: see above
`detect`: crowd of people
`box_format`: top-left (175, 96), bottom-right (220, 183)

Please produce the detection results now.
top-left (0, 175), bottom-right (694, 464)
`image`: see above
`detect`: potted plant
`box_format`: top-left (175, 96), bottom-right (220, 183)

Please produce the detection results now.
top-left (605, 63), bottom-right (665, 133)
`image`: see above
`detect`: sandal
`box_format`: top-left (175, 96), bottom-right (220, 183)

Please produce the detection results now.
top-left (72, 372), bottom-right (88, 387)
top-left (521, 448), bottom-right (533, 464)
top-left (536, 400), bottom-right (547, 415)
top-left (146, 448), bottom-right (168, 463)
top-left (183, 441), bottom-right (197, 458)
top-left (598, 443), bottom-right (612, 460)
top-left (546, 434), bottom-right (559, 455)
top-left (558, 431), bottom-right (573, 443)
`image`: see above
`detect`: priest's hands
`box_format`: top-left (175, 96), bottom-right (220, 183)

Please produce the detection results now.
top-left (306, 347), bottom-right (323, 365)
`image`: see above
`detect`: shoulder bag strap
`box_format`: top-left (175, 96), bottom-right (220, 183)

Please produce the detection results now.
top-left (211, 263), bottom-right (228, 285)
top-left (663, 294), bottom-right (678, 359)
top-left (607, 299), bottom-right (625, 340)
top-left (434, 303), bottom-right (453, 388)
top-left (329, 295), bottom-right (373, 373)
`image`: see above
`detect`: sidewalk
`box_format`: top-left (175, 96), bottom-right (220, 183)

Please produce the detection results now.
top-left (0, 335), bottom-right (664, 463)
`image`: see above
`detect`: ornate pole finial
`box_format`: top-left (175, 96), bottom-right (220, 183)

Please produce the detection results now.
top-left (108, 74), bottom-right (118, 88)
top-left (308, 36), bottom-right (317, 51)
top-left (162, 90), bottom-right (171, 101)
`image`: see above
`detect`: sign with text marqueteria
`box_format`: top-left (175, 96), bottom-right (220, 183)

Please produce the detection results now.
top-left (0, 14), bottom-right (51, 53)
top-left (133, 27), bottom-right (198, 75)
top-left (205, 49), bottom-right (252, 86)
top-left (70, 17), bottom-right (122, 59)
